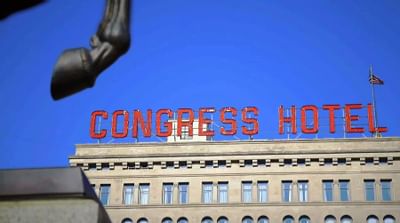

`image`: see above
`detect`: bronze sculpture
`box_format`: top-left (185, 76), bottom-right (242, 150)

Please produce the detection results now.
top-left (51, 0), bottom-right (131, 100)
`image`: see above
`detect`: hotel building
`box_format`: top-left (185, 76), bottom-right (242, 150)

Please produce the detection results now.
top-left (69, 135), bottom-right (400, 223)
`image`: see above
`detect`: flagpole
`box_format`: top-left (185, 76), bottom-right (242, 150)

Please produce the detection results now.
top-left (369, 65), bottom-right (379, 138)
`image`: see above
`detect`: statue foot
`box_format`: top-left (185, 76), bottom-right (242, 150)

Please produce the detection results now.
top-left (51, 48), bottom-right (96, 100)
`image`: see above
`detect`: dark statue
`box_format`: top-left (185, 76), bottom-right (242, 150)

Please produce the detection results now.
top-left (0, 0), bottom-right (46, 20)
top-left (51, 0), bottom-right (131, 100)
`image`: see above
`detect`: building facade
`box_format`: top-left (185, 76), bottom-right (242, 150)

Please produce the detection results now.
top-left (69, 137), bottom-right (400, 223)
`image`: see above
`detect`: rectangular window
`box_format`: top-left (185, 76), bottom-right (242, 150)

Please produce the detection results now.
top-left (179, 183), bottom-right (189, 204)
top-left (88, 163), bottom-right (96, 171)
top-left (381, 179), bottom-right (392, 201)
top-left (242, 181), bottom-right (252, 203)
top-left (123, 184), bottom-right (134, 205)
top-left (101, 163), bottom-right (109, 170)
top-left (202, 182), bottom-right (213, 203)
top-left (282, 181), bottom-right (292, 202)
top-left (163, 183), bottom-right (173, 204)
top-left (139, 184), bottom-right (149, 205)
top-left (218, 182), bottom-right (228, 203)
top-left (339, 180), bottom-right (350, 201)
top-left (298, 181), bottom-right (308, 202)
top-left (364, 180), bottom-right (375, 201)
top-left (323, 180), bottom-right (333, 202)
top-left (180, 126), bottom-right (192, 140)
top-left (298, 159), bottom-right (306, 166)
top-left (205, 160), bottom-right (213, 168)
top-left (257, 181), bottom-right (268, 203)
top-left (244, 160), bottom-right (252, 167)
top-left (99, 184), bottom-right (110, 206)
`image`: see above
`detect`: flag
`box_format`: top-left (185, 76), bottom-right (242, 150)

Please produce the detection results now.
top-left (369, 74), bottom-right (384, 85)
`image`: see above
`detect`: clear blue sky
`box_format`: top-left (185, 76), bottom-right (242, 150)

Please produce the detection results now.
top-left (0, 0), bottom-right (399, 169)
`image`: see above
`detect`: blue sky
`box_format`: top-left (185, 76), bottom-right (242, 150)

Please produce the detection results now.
top-left (0, 0), bottom-right (399, 169)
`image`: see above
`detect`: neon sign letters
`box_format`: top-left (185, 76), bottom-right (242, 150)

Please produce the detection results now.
top-left (90, 104), bottom-right (387, 139)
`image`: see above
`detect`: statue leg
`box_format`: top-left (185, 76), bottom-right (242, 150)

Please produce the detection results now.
top-left (51, 0), bottom-right (131, 100)
top-left (91, 0), bottom-right (130, 74)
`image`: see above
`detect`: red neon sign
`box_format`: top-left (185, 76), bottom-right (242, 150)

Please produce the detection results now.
top-left (89, 104), bottom-right (387, 139)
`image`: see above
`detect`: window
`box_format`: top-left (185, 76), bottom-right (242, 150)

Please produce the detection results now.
top-left (323, 180), bottom-right (333, 201)
top-left (258, 159), bottom-right (266, 166)
top-left (140, 162), bottom-right (148, 168)
top-left (202, 182), bottom-right (213, 203)
top-left (325, 216), bottom-right (337, 223)
top-left (163, 183), bottom-right (173, 204)
top-left (242, 216), bottom-right (253, 223)
top-left (179, 182), bottom-right (189, 204)
top-left (242, 181), bottom-right (252, 203)
top-left (341, 216), bottom-right (352, 223)
top-left (127, 162), bottom-right (135, 169)
top-left (364, 180), bottom-right (375, 201)
top-left (367, 215), bottom-right (379, 223)
top-left (283, 216), bottom-right (294, 223)
top-left (298, 181), bottom-right (308, 202)
top-left (180, 126), bottom-right (192, 140)
top-left (99, 184), bottom-right (110, 206)
top-left (379, 157), bottom-right (388, 164)
top-left (258, 216), bottom-right (269, 223)
top-left (244, 160), bottom-right (252, 167)
top-left (139, 184), bottom-right (149, 204)
top-left (218, 182), bottom-right (228, 203)
top-left (284, 159), bottom-right (292, 166)
top-left (205, 160), bottom-right (213, 168)
top-left (218, 160), bottom-right (226, 168)
top-left (137, 218), bottom-right (148, 223)
top-left (218, 217), bottom-right (229, 223)
top-left (299, 216), bottom-right (310, 223)
top-left (101, 163), bottom-right (110, 170)
top-left (282, 181), bottom-right (292, 202)
top-left (339, 180), bottom-right (350, 201)
top-left (122, 218), bottom-right (133, 223)
top-left (257, 181), bottom-right (268, 203)
top-left (166, 161), bottom-right (174, 169)
top-left (202, 217), bottom-right (213, 223)
top-left (179, 161), bottom-right (187, 169)
top-left (338, 158), bottom-right (346, 165)
top-left (381, 179), bottom-right (392, 201)
top-left (298, 158), bottom-right (306, 166)
top-left (88, 163), bottom-right (96, 171)
top-left (178, 217), bottom-right (188, 223)
top-left (325, 158), bottom-right (333, 166)
top-left (383, 215), bottom-right (395, 223)
top-left (162, 218), bottom-right (173, 223)
top-left (123, 184), bottom-right (134, 205)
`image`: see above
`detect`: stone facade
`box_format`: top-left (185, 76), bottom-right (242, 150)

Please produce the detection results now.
top-left (69, 137), bottom-right (400, 223)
